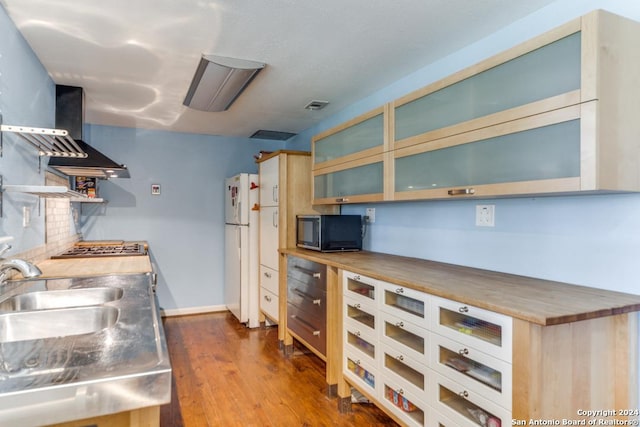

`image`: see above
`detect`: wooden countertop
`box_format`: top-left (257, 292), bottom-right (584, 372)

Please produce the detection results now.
top-left (36, 256), bottom-right (152, 278)
top-left (281, 248), bottom-right (640, 326)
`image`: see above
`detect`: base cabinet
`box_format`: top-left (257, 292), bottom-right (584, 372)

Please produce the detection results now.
top-left (340, 269), bottom-right (637, 426)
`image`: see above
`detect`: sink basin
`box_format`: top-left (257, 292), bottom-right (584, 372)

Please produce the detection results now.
top-left (0, 287), bottom-right (123, 311)
top-left (0, 306), bottom-right (119, 343)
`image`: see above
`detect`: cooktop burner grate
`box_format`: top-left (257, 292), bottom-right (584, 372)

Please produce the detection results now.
top-left (52, 243), bottom-right (147, 258)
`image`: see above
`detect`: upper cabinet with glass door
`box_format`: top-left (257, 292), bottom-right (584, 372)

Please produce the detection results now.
top-left (312, 106), bottom-right (389, 204)
top-left (392, 10), bottom-right (640, 200)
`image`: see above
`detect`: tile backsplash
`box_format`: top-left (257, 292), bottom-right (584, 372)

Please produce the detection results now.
top-left (13, 172), bottom-right (81, 262)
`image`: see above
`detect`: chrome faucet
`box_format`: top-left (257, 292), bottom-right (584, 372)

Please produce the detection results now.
top-left (0, 244), bottom-right (42, 285)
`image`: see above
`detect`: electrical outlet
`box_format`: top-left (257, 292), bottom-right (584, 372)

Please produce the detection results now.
top-left (475, 205), bottom-right (495, 227)
top-left (365, 208), bottom-right (376, 223)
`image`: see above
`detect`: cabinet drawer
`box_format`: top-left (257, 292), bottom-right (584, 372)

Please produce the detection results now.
top-left (344, 295), bottom-right (377, 335)
top-left (343, 271), bottom-right (377, 306)
top-left (380, 312), bottom-right (429, 363)
top-left (260, 287), bottom-right (279, 322)
top-left (431, 296), bottom-right (512, 362)
top-left (287, 302), bottom-right (326, 356)
top-left (430, 333), bottom-right (512, 410)
top-left (344, 349), bottom-right (377, 395)
top-left (429, 372), bottom-right (510, 427)
top-left (287, 278), bottom-right (326, 319)
top-left (344, 323), bottom-right (377, 364)
top-left (380, 376), bottom-right (429, 427)
top-left (380, 281), bottom-right (429, 325)
top-left (287, 257), bottom-right (326, 291)
top-left (381, 343), bottom-right (429, 398)
top-left (260, 265), bottom-right (279, 296)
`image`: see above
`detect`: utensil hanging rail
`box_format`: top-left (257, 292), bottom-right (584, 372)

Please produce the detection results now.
top-left (0, 124), bottom-right (88, 158)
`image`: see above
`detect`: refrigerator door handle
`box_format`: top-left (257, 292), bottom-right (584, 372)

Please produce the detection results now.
top-left (273, 210), bottom-right (278, 228)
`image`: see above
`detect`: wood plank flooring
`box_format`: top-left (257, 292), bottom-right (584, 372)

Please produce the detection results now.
top-left (160, 312), bottom-right (397, 427)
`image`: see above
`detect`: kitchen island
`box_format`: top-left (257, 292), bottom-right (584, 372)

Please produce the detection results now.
top-left (0, 253), bottom-right (169, 427)
top-left (280, 248), bottom-right (640, 426)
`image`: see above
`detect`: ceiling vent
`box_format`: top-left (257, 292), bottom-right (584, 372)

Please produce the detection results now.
top-left (250, 130), bottom-right (297, 141)
top-left (304, 100), bottom-right (329, 111)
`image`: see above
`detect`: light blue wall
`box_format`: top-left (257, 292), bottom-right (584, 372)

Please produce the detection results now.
top-left (289, 0), bottom-right (640, 297)
top-left (81, 125), bottom-right (284, 310)
top-left (0, 4), bottom-right (57, 254)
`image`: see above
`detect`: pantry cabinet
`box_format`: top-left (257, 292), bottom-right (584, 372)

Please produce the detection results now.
top-left (310, 10), bottom-right (640, 203)
top-left (311, 106), bottom-right (390, 204)
top-left (257, 151), bottom-right (325, 330)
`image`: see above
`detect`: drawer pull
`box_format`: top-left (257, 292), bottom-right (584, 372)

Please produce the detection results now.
top-left (396, 355), bottom-right (404, 361)
top-left (294, 265), bottom-right (322, 279)
top-left (313, 299), bottom-right (321, 306)
top-left (336, 197), bottom-right (350, 203)
top-left (395, 321), bottom-right (404, 328)
top-left (448, 188), bottom-right (475, 196)
top-left (458, 306), bottom-right (469, 313)
top-left (312, 330), bottom-right (321, 336)
top-left (264, 272), bottom-right (272, 278)
top-left (459, 390), bottom-right (469, 398)
top-left (395, 288), bottom-right (404, 294)
top-left (264, 295), bottom-right (272, 302)
top-left (458, 348), bottom-right (469, 356)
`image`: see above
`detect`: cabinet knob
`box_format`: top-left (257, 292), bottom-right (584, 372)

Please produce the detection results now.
top-left (313, 299), bottom-right (321, 306)
top-left (354, 303), bottom-right (361, 309)
top-left (354, 275), bottom-right (361, 281)
top-left (458, 306), bottom-right (469, 313)
top-left (354, 331), bottom-right (361, 337)
top-left (395, 321), bottom-right (404, 328)
top-left (395, 288), bottom-right (404, 294)
top-left (458, 348), bottom-right (469, 356)
top-left (459, 390), bottom-right (469, 398)
top-left (313, 330), bottom-right (321, 336)
top-left (264, 272), bottom-right (272, 278)
top-left (397, 388), bottom-right (404, 395)
top-left (396, 355), bottom-right (404, 361)
top-left (336, 197), bottom-right (350, 203)
top-left (264, 295), bottom-right (272, 302)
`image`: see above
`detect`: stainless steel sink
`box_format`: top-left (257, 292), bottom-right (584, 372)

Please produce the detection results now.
top-left (0, 287), bottom-right (123, 311)
top-left (0, 305), bottom-right (119, 343)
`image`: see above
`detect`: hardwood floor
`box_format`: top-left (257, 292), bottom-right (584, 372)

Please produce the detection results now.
top-left (160, 312), bottom-right (397, 427)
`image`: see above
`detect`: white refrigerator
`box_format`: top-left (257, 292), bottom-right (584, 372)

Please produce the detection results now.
top-left (224, 173), bottom-right (260, 328)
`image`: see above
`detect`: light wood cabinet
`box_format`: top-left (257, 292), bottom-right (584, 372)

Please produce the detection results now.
top-left (310, 10), bottom-right (640, 204)
top-left (311, 106), bottom-right (390, 204)
top-left (257, 151), bottom-right (336, 335)
top-left (393, 10), bottom-right (640, 200)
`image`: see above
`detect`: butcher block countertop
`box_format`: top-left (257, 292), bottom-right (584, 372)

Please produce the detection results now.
top-left (36, 256), bottom-right (152, 278)
top-left (281, 248), bottom-right (640, 326)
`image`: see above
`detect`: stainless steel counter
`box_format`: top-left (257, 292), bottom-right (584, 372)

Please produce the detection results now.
top-left (0, 273), bottom-right (171, 426)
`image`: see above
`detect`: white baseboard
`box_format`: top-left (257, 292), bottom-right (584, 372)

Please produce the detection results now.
top-left (160, 305), bottom-right (228, 318)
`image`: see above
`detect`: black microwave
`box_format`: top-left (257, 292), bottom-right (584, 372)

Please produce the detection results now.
top-left (296, 215), bottom-right (362, 252)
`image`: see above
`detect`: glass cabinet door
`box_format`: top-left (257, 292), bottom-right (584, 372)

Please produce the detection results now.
top-left (314, 157), bottom-right (384, 203)
top-left (394, 32), bottom-right (581, 142)
top-left (395, 118), bottom-right (580, 196)
top-left (313, 108), bottom-right (385, 167)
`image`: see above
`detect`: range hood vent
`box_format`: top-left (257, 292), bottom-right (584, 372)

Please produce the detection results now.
top-left (48, 85), bottom-right (129, 178)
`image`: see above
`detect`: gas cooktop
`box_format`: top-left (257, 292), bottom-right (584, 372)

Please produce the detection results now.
top-left (52, 242), bottom-right (148, 259)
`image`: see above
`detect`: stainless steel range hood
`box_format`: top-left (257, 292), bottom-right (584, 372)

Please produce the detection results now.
top-left (48, 85), bottom-right (129, 178)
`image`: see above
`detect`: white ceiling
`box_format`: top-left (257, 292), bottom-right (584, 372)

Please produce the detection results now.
top-left (1, 0), bottom-right (558, 139)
